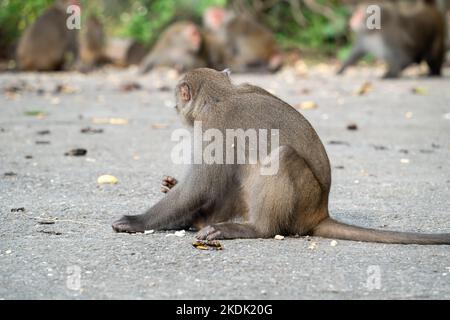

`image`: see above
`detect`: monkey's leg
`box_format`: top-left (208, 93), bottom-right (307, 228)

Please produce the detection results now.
top-left (383, 50), bottom-right (411, 79)
top-left (337, 44), bottom-right (366, 74)
top-left (196, 223), bottom-right (261, 240)
top-left (161, 175), bottom-right (178, 193)
top-left (139, 54), bottom-right (155, 74)
top-left (426, 39), bottom-right (445, 76)
top-left (197, 146), bottom-right (325, 240)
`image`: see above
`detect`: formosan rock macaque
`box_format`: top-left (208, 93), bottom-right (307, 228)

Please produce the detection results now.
top-left (16, 0), bottom-right (79, 71)
top-left (338, 0), bottom-right (446, 78)
top-left (203, 7), bottom-right (282, 72)
top-left (78, 15), bottom-right (109, 71)
top-left (112, 68), bottom-right (450, 245)
top-left (139, 21), bottom-right (208, 73)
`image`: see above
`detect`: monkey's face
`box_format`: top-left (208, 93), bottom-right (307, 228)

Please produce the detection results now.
top-left (205, 8), bottom-right (226, 31)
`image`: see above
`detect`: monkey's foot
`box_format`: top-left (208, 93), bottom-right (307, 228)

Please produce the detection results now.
top-left (161, 175), bottom-right (178, 193)
top-left (112, 215), bottom-right (146, 233)
top-left (196, 225), bottom-right (224, 240)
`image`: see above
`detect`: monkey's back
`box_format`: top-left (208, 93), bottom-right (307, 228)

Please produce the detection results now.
top-left (17, 7), bottom-right (73, 71)
top-left (206, 85), bottom-right (331, 192)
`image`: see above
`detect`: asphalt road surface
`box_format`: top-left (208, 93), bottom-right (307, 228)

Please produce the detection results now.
top-left (1, 65), bottom-right (449, 299)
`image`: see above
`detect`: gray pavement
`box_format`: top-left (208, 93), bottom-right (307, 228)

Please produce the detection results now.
top-left (0, 65), bottom-right (449, 299)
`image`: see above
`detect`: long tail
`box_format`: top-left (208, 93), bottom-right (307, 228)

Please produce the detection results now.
top-left (311, 218), bottom-right (450, 245)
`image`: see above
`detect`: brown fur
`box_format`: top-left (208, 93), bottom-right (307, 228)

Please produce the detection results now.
top-left (78, 15), bottom-right (109, 71)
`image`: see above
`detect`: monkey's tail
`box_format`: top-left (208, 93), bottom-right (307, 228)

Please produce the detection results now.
top-left (311, 217), bottom-right (450, 245)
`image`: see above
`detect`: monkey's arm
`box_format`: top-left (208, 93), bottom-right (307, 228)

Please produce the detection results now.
top-left (139, 52), bottom-right (157, 74)
top-left (337, 42), bottom-right (366, 74)
top-left (112, 168), bottom-right (212, 233)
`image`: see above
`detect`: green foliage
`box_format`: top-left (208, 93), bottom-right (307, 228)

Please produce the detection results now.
top-left (268, 1), bottom-right (350, 56)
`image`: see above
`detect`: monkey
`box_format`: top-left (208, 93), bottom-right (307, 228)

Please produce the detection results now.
top-left (203, 7), bottom-right (282, 73)
top-left (103, 38), bottom-right (148, 67)
top-left (112, 68), bottom-right (450, 245)
top-left (139, 21), bottom-right (209, 73)
top-left (16, 0), bottom-right (79, 71)
top-left (77, 15), bottom-right (109, 71)
top-left (337, 0), bottom-right (446, 78)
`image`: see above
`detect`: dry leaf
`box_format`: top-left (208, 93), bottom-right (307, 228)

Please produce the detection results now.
top-left (330, 240), bottom-right (338, 247)
top-left (192, 241), bottom-right (209, 250)
top-left (294, 101), bottom-right (318, 110)
top-left (274, 235), bottom-right (285, 240)
top-left (120, 82), bottom-right (142, 92)
top-left (97, 175), bottom-right (118, 184)
top-left (91, 118), bottom-right (128, 125)
top-left (64, 148), bottom-right (87, 156)
top-left (192, 240), bottom-right (223, 250)
top-left (55, 84), bottom-right (77, 94)
top-left (355, 82), bottom-right (372, 95)
top-left (151, 123), bottom-right (169, 129)
top-left (346, 123), bottom-right (358, 131)
top-left (25, 110), bottom-right (46, 117)
top-left (411, 87), bottom-right (427, 95)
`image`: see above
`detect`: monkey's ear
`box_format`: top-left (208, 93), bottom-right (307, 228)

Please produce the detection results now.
top-left (180, 83), bottom-right (191, 102)
top-left (222, 68), bottom-right (231, 78)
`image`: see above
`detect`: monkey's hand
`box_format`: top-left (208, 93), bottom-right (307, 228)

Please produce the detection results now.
top-left (161, 175), bottom-right (178, 193)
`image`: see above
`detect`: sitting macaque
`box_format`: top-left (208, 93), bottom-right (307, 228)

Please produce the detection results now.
top-left (16, 0), bottom-right (79, 71)
top-left (77, 15), bottom-right (109, 71)
top-left (338, 0), bottom-right (446, 78)
top-left (139, 21), bottom-right (208, 73)
top-left (203, 7), bottom-right (282, 73)
top-left (112, 68), bottom-right (450, 245)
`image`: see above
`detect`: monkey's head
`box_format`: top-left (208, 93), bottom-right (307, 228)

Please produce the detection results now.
top-left (55, 0), bottom-right (80, 11)
top-left (174, 68), bottom-right (232, 126)
top-left (203, 7), bottom-right (226, 31)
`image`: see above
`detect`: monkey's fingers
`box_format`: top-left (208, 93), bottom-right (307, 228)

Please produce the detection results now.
top-left (162, 176), bottom-right (178, 189)
top-left (196, 225), bottom-right (223, 240)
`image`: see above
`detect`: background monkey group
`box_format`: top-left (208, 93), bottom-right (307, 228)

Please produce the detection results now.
top-left (139, 7), bottom-right (281, 73)
top-left (14, 0), bottom-right (448, 76)
top-left (112, 68), bottom-right (450, 245)
top-left (338, 0), bottom-right (447, 78)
